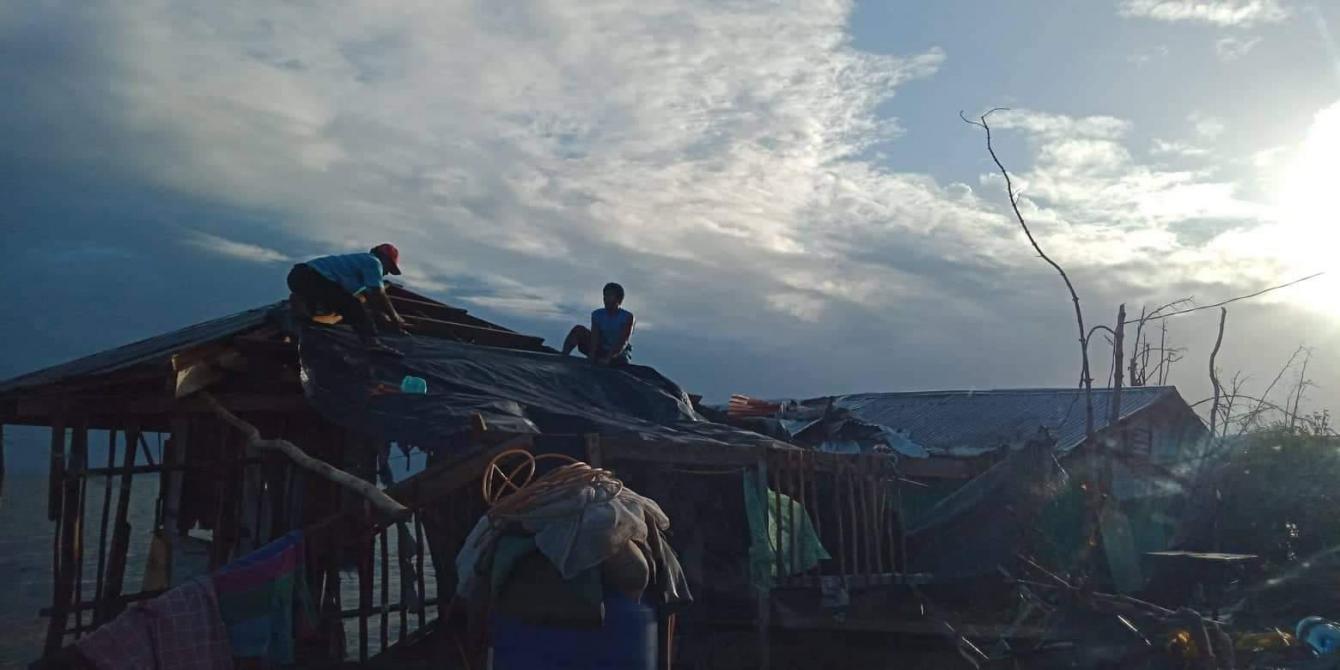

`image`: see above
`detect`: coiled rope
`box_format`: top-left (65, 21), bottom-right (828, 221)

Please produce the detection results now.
top-left (481, 448), bottom-right (625, 521)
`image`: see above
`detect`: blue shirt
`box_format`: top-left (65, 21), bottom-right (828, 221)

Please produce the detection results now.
top-left (591, 308), bottom-right (634, 356)
top-left (306, 253), bottom-right (385, 295)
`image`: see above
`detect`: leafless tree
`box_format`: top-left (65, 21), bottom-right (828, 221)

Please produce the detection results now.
top-left (962, 108), bottom-right (1098, 436)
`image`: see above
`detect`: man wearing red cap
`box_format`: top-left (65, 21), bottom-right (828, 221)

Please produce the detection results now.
top-left (287, 243), bottom-right (409, 354)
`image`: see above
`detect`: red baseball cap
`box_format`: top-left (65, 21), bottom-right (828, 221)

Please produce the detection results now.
top-left (371, 243), bottom-right (402, 275)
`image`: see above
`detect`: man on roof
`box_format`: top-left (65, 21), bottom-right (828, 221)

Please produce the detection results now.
top-left (287, 243), bottom-right (410, 355)
top-left (562, 282), bottom-right (635, 366)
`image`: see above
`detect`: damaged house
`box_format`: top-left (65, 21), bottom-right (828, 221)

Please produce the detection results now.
top-left (0, 284), bottom-right (1208, 669)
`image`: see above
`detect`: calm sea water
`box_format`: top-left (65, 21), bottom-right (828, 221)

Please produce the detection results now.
top-left (0, 474), bottom-right (156, 668)
top-left (0, 472), bottom-right (435, 668)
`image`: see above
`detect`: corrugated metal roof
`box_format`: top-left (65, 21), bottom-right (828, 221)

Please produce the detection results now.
top-left (831, 386), bottom-right (1195, 455)
top-left (0, 302), bottom-right (285, 395)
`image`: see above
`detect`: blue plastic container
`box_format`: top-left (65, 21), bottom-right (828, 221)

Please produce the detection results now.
top-left (490, 593), bottom-right (656, 670)
top-left (399, 375), bottom-right (428, 394)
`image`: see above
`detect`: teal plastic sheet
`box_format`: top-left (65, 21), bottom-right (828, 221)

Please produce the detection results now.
top-left (742, 471), bottom-right (830, 591)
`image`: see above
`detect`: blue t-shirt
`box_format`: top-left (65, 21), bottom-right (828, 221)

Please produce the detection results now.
top-left (591, 308), bottom-right (634, 356)
top-left (306, 253), bottom-right (385, 295)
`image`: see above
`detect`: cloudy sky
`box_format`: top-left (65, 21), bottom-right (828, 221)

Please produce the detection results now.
top-left (2, 0), bottom-right (1338, 437)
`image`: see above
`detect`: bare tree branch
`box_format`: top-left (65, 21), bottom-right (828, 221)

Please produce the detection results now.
top-left (1239, 346), bottom-right (1304, 432)
top-left (963, 108), bottom-right (1095, 435)
top-left (1208, 308), bottom-right (1227, 438)
top-left (203, 392), bottom-right (409, 519)
top-left (1140, 274), bottom-right (1323, 324)
top-left (1289, 348), bottom-right (1313, 430)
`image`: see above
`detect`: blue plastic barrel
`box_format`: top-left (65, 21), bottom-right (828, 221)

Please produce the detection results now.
top-left (490, 593), bottom-right (657, 670)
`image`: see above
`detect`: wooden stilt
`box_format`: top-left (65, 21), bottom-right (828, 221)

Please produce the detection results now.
top-left (99, 422), bottom-right (139, 624)
top-left (379, 526), bottom-right (390, 653)
top-left (414, 514), bottom-right (427, 629)
top-left (74, 425), bottom-right (89, 635)
top-left (0, 423), bottom-right (7, 502)
top-left (45, 414), bottom-right (86, 654)
top-left (754, 449), bottom-right (772, 670)
top-left (92, 428), bottom-right (117, 623)
top-left (48, 409), bottom-right (66, 521)
top-left (359, 533), bottom-right (372, 663)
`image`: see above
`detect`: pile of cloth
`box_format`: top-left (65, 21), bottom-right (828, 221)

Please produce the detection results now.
top-left (455, 455), bottom-right (691, 628)
top-left (75, 531), bottom-right (314, 670)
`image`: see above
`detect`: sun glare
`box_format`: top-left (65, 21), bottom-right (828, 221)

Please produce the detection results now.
top-left (1271, 101), bottom-right (1340, 312)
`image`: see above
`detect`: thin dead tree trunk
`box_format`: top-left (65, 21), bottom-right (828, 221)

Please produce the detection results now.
top-left (1289, 349), bottom-right (1312, 431)
top-left (1129, 306), bottom-right (1145, 387)
top-left (962, 108), bottom-right (1094, 435)
top-left (1110, 305), bottom-right (1126, 427)
top-left (1208, 308), bottom-right (1227, 438)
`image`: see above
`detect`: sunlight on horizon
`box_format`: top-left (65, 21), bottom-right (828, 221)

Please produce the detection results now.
top-left (1268, 99), bottom-right (1340, 315)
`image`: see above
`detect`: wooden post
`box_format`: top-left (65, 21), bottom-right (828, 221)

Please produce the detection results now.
top-left (0, 423), bottom-right (6, 501)
top-left (92, 428), bottom-right (117, 625)
top-left (359, 533), bottom-right (373, 663)
top-left (73, 423), bottom-right (89, 635)
top-left (48, 407), bottom-right (67, 520)
top-left (98, 423), bottom-right (139, 624)
top-left (754, 449), bottom-right (771, 670)
top-left (379, 527), bottom-right (390, 652)
top-left (162, 417), bottom-right (189, 584)
top-left (771, 453), bottom-right (783, 584)
top-left (584, 433), bottom-right (603, 468)
top-left (45, 414), bottom-right (87, 654)
top-left (1110, 305), bottom-right (1126, 427)
top-left (414, 514), bottom-right (427, 629)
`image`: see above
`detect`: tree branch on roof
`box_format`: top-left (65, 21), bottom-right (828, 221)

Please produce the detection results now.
top-left (202, 392), bottom-right (409, 519)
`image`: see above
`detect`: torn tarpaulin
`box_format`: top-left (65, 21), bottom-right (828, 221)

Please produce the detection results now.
top-left (298, 327), bottom-right (781, 454)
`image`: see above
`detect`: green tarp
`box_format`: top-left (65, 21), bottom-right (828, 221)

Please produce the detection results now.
top-left (742, 471), bottom-right (830, 591)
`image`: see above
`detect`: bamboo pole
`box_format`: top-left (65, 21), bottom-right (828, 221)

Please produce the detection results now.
top-left (203, 393), bottom-right (408, 519)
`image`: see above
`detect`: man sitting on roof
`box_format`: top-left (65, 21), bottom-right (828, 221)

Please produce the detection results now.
top-left (562, 282), bottom-right (635, 366)
top-left (287, 243), bottom-right (410, 355)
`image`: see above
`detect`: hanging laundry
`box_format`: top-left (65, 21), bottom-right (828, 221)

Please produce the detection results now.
top-left (212, 531), bottom-right (315, 665)
top-left (76, 577), bottom-right (232, 670)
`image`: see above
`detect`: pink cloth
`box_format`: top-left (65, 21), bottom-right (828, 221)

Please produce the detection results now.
top-left (77, 577), bottom-right (233, 670)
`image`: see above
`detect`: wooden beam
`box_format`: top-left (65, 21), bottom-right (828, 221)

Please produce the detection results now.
top-left (399, 314), bottom-right (546, 350)
top-left (383, 435), bottom-right (532, 512)
top-left (15, 393), bottom-right (310, 420)
top-left (599, 438), bottom-right (765, 468)
top-left (386, 295), bottom-right (468, 320)
top-left (896, 457), bottom-right (980, 480)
